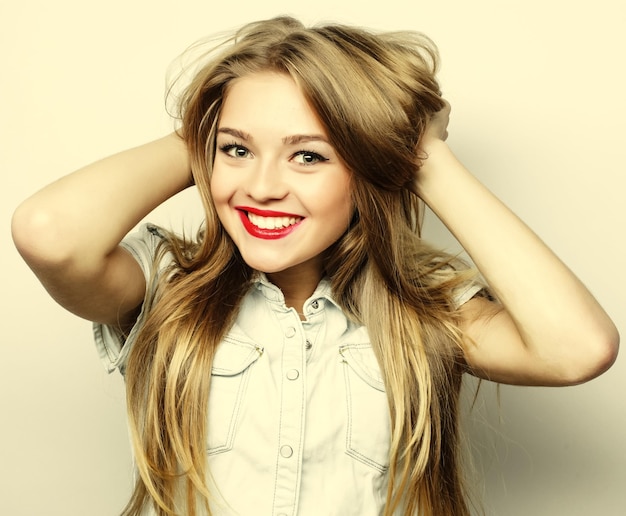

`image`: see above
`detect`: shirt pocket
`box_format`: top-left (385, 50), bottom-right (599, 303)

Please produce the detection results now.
top-left (339, 343), bottom-right (391, 473)
top-left (207, 336), bottom-right (263, 455)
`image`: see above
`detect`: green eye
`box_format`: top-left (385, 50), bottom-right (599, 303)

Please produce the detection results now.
top-left (293, 150), bottom-right (328, 165)
top-left (220, 144), bottom-right (250, 158)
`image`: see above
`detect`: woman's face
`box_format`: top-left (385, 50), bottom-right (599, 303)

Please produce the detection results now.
top-left (211, 72), bottom-right (352, 279)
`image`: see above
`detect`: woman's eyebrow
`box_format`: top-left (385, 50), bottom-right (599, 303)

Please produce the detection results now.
top-left (217, 128), bottom-right (329, 146)
top-left (282, 134), bottom-right (329, 145)
top-left (217, 127), bottom-right (251, 141)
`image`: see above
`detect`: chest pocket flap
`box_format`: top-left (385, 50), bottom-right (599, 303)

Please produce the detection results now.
top-left (212, 335), bottom-right (263, 376)
top-left (339, 343), bottom-right (385, 391)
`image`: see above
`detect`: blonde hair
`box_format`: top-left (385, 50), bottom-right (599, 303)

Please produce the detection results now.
top-left (124, 16), bottom-right (478, 516)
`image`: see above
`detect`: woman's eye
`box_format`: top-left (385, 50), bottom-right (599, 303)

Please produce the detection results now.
top-left (292, 151), bottom-right (328, 165)
top-left (221, 144), bottom-right (250, 159)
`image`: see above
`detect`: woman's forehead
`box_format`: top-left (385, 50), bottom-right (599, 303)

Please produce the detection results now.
top-left (219, 72), bottom-right (328, 140)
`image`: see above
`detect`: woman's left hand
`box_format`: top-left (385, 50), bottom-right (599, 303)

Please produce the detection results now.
top-left (423, 100), bottom-right (450, 144)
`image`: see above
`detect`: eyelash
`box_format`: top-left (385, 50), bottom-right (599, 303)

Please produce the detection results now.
top-left (218, 142), bottom-right (329, 165)
top-left (219, 142), bottom-right (250, 159)
top-left (292, 150), bottom-right (328, 165)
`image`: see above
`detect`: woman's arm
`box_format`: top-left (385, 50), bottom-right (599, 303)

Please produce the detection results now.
top-left (11, 132), bottom-right (192, 328)
top-left (417, 105), bottom-right (619, 386)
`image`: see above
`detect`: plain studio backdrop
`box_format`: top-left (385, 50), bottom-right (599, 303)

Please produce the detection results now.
top-left (1, 1), bottom-right (624, 515)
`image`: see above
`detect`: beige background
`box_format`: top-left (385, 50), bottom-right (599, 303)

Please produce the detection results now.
top-left (2, 0), bottom-right (624, 514)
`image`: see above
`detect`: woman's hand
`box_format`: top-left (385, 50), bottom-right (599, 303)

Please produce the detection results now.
top-left (423, 100), bottom-right (451, 143)
top-left (414, 101), bottom-right (453, 198)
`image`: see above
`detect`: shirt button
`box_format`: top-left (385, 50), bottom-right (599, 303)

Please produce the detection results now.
top-left (280, 445), bottom-right (293, 458)
top-left (311, 300), bottom-right (319, 309)
top-left (305, 340), bottom-right (312, 350)
top-left (286, 369), bottom-right (300, 380)
top-left (285, 326), bottom-right (296, 338)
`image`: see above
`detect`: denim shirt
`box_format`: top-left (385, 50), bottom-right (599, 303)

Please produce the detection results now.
top-left (94, 224), bottom-right (481, 516)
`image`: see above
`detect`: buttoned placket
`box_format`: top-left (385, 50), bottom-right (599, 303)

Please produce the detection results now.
top-left (272, 307), bottom-right (308, 516)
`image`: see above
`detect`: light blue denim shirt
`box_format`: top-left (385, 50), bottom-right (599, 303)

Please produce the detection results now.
top-left (94, 224), bottom-right (481, 516)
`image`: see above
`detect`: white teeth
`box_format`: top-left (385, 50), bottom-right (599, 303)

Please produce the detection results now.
top-left (247, 212), bottom-right (301, 229)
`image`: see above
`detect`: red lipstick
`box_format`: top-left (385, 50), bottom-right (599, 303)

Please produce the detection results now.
top-left (236, 206), bottom-right (303, 240)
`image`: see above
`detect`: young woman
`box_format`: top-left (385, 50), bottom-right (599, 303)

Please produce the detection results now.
top-left (11, 16), bottom-right (618, 516)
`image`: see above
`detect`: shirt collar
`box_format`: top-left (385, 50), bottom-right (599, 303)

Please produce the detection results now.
top-left (251, 272), bottom-right (341, 311)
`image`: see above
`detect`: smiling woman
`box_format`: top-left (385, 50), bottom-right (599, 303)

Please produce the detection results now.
top-left (211, 72), bottom-right (353, 295)
top-left (11, 15), bottom-right (618, 516)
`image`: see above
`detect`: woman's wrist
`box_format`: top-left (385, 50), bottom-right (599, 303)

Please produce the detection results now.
top-left (414, 138), bottom-right (459, 202)
top-left (163, 132), bottom-right (194, 189)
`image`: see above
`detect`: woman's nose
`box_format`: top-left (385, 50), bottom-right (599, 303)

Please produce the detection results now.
top-left (244, 160), bottom-right (288, 202)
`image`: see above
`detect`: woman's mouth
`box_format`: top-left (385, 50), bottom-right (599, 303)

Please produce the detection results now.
top-left (236, 207), bottom-right (303, 240)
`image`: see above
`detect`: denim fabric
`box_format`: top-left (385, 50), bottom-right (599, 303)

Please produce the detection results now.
top-left (94, 224), bottom-right (481, 515)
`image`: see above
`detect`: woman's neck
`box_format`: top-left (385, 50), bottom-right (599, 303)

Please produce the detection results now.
top-left (266, 261), bottom-right (323, 317)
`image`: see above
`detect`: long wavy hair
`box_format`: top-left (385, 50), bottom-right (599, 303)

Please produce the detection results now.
top-left (123, 16), bottom-right (479, 516)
